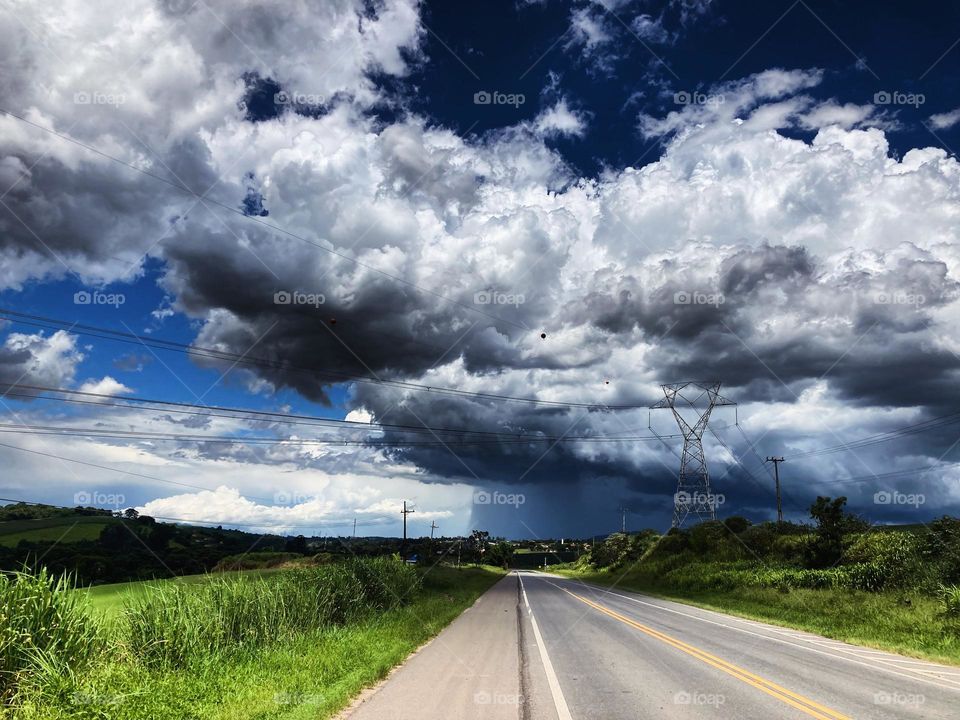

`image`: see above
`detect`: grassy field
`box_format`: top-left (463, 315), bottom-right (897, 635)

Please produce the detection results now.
top-left (0, 516), bottom-right (117, 547)
top-left (82, 567), bottom-right (288, 617)
top-left (4, 561), bottom-right (504, 719)
top-left (554, 562), bottom-right (960, 665)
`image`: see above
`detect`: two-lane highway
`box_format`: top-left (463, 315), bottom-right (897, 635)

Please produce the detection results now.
top-left (518, 571), bottom-right (960, 719)
top-left (342, 571), bottom-right (960, 719)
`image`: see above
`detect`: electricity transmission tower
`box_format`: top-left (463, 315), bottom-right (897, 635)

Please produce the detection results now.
top-left (650, 381), bottom-right (736, 528)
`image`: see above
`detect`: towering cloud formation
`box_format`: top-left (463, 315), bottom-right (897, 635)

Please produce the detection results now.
top-left (1, 1), bottom-right (959, 533)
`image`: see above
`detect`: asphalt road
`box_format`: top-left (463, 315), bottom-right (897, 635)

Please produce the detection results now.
top-left (343, 571), bottom-right (960, 719)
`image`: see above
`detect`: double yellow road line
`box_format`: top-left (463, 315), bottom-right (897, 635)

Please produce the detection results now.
top-left (563, 588), bottom-right (852, 720)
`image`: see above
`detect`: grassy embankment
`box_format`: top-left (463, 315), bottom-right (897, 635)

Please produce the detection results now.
top-left (2, 559), bottom-right (503, 719)
top-left (553, 519), bottom-right (960, 665)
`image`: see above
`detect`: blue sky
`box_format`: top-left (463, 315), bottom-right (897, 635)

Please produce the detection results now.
top-left (1, 0), bottom-right (959, 538)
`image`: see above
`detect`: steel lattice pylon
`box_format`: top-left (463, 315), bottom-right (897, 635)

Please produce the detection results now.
top-left (650, 381), bottom-right (736, 528)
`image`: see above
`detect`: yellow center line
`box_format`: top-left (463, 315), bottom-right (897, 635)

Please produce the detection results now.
top-left (562, 588), bottom-right (853, 720)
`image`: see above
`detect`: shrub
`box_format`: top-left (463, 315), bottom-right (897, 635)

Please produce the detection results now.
top-left (650, 528), bottom-right (689, 556)
top-left (0, 568), bottom-right (101, 702)
top-left (740, 524), bottom-right (778, 558)
top-left (941, 585), bottom-right (960, 617)
top-left (722, 516), bottom-right (751, 534)
top-left (923, 517), bottom-right (960, 585)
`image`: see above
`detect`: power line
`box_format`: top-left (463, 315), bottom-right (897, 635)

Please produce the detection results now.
top-left (784, 410), bottom-right (960, 459)
top-left (0, 421), bottom-right (677, 447)
top-left (0, 382), bottom-right (657, 441)
top-left (0, 308), bottom-right (647, 410)
top-left (0, 439), bottom-right (277, 503)
top-left (0, 108), bottom-right (530, 332)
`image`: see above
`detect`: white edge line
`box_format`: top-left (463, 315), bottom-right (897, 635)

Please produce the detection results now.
top-left (518, 573), bottom-right (574, 720)
top-left (549, 578), bottom-right (960, 695)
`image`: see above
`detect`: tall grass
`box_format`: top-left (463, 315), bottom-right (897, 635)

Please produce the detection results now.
top-left (0, 568), bottom-right (101, 702)
top-left (124, 557), bottom-right (418, 668)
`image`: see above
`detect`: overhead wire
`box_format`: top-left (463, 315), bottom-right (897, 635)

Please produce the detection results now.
top-left (0, 308), bottom-right (648, 410)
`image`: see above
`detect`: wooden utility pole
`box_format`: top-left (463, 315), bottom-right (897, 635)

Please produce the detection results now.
top-left (766, 457), bottom-right (785, 523)
top-left (401, 501), bottom-right (415, 556)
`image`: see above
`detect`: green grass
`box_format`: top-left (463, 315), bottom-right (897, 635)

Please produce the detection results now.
top-left (82, 568), bottom-right (287, 617)
top-left (555, 565), bottom-right (960, 665)
top-left (0, 517), bottom-right (117, 547)
top-left (6, 562), bottom-right (503, 719)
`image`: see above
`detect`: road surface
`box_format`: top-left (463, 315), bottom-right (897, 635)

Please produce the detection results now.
top-left (341, 571), bottom-right (960, 719)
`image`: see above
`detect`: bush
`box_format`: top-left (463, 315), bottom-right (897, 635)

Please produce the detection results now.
top-left (923, 517), bottom-right (960, 585)
top-left (740, 524), bottom-right (778, 558)
top-left (650, 528), bottom-right (689, 556)
top-left (941, 585), bottom-right (960, 617)
top-left (0, 568), bottom-right (101, 702)
top-left (722, 516), bottom-right (751, 534)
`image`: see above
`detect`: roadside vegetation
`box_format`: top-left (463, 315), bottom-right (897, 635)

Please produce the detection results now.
top-left (556, 498), bottom-right (960, 664)
top-left (1, 558), bottom-right (503, 719)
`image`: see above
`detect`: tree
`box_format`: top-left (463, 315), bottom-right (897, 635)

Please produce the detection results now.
top-left (487, 541), bottom-right (515, 569)
top-left (285, 535), bottom-right (308, 554)
top-left (123, 508), bottom-right (139, 520)
top-left (805, 496), bottom-right (867, 568)
top-left (466, 530), bottom-right (490, 565)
